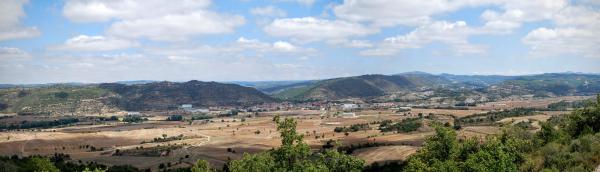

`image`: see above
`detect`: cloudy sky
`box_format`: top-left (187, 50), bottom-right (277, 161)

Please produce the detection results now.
top-left (0, 0), bottom-right (599, 84)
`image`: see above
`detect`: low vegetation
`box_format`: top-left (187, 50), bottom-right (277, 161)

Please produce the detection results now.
top-left (0, 154), bottom-right (136, 172)
top-left (378, 118), bottom-right (422, 133)
top-left (334, 123), bottom-right (371, 133)
top-left (456, 108), bottom-right (538, 126)
top-left (141, 134), bottom-right (184, 144)
top-left (122, 115), bottom-right (147, 123)
top-left (191, 114), bottom-right (213, 120)
top-left (166, 115), bottom-right (183, 121)
top-left (547, 99), bottom-right (592, 111)
top-left (0, 118), bottom-right (79, 130)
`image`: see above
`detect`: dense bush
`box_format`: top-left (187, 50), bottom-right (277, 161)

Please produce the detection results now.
top-left (191, 114), bottom-right (213, 120)
top-left (334, 123), bottom-right (371, 133)
top-left (0, 118), bottom-right (79, 130)
top-left (547, 100), bottom-right (590, 111)
top-left (0, 153), bottom-right (140, 172)
top-left (457, 108), bottom-right (538, 125)
top-left (122, 115), bottom-right (146, 123)
top-left (166, 115), bottom-right (183, 121)
top-left (379, 118), bottom-right (422, 132)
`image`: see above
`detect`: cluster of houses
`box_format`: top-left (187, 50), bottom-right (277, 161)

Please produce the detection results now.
top-left (121, 100), bottom-right (420, 120)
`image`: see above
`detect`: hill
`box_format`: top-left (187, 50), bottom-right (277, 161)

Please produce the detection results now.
top-left (273, 74), bottom-right (423, 100)
top-left (99, 80), bottom-right (276, 111)
top-left (0, 86), bottom-right (117, 115)
top-left (489, 73), bottom-right (600, 97)
top-left (0, 81), bottom-right (275, 115)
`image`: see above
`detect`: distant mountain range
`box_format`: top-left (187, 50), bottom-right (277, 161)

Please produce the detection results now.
top-left (1, 72), bottom-right (599, 115)
top-left (265, 72), bottom-right (600, 100)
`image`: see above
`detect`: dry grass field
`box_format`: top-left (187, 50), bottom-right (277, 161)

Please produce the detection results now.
top-left (0, 112), bottom-right (429, 170)
top-left (353, 145), bottom-right (419, 164)
top-left (0, 98), bottom-right (580, 170)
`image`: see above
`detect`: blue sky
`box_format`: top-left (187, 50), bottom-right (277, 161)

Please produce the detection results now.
top-left (0, 0), bottom-right (598, 84)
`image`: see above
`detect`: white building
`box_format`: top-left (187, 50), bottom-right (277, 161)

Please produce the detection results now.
top-left (188, 108), bottom-right (209, 113)
top-left (341, 104), bottom-right (358, 111)
top-left (127, 111), bottom-right (140, 115)
top-left (181, 104), bottom-right (193, 110)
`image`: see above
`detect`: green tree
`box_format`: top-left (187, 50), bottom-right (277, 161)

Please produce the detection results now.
top-left (229, 117), bottom-right (364, 172)
top-left (191, 159), bottom-right (212, 172)
top-left (563, 95), bottom-right (600, 137)
top-left (229, 153), bottom-right (276, 172)
top-left (537, 122), bottom-right (561, 145)
top-left (30, 157), bottom-right (59, 172)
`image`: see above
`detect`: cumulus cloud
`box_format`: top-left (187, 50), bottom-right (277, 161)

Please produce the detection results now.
top-left (521, 4), bottom-right (599, 58)
top-left (250, 6), bottom-right (286, 17)
top-left (362, 21), bottom-right (486, 56)
top-left (0, 0), bottom-right (41, 41)
top-left (62, 0), bottom-right (211, 22)
top-left (146, 37), bottom-right (314, 57)
top-left (264, 17), bottom-right (377, 42)
top-left (480, 0), bottom-right (568, 33)
top-left (63, 0), bottom-right (244, 41)
top-left (333, 0), bottom-right (496, 27)
top-left (333, 0), bottom-right (566, 29)
top-left (50, 35), bottom-right (139, 51)
top-left (107, 11), bottom-right (245, 41)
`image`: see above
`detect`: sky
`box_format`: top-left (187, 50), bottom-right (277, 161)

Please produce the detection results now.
top-left (0, 0), bottom-right (599, 84)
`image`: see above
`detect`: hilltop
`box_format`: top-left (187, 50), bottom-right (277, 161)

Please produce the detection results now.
top-left (100, 80), bottom-right (275, 111)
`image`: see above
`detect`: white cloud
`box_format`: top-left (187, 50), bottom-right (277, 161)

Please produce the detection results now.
top-left (521, 4), bottom-right (599, 58)
top-left (333, 0), bottom-right (496, 27)
top-left (272, 41), bottom-right (299, 52)
top-left (332, 0), bottom-right (567, 32)
top-left (250, 6), bottom-right (286, 17)
top-left (147, 37), bottom-right (314, 57)
top-left (522, 27), bottom-right (599, 58)
top-left (362, 21), bottom-right (486, 56)
top-left (107, 11), bottom-right (245, 41)
top-left (0, 47), bottom-right (31, 60)
top-left (326, 39), bottom-right (373, 48)
top-left (63, 0), bottom-right (245, 41)
top-left (50, 35), bottom-right (139, 51)
top-left (280, 0), bottom-right (316, 6)
top-left (480, 0), bottom-right (568, 32)
top-left (0, 0), bottom-right (41, 41)
top-left (552, 5), bottom-right (599, 29)
top-left (235, 37), bottom-right (312, 53)
top-left (264, 17), bottom-right (377, 42)
top-left (62, 0), bottom-right (211, 22)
